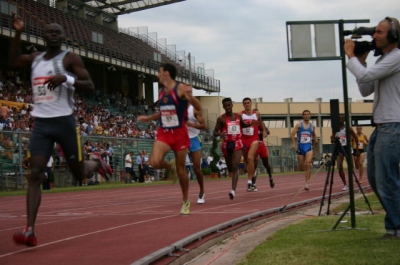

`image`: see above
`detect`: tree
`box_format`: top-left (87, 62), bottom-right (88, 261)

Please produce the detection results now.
top-left (209, 137), bottom-right (220, 174)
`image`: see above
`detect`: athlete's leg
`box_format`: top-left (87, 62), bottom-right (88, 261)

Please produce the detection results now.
top-left (174, 148), bottom-right (190, 202)
top-left (231, 150), bottom-right (242, 191)
top-left (149, 140), bottom-right (172, 170)
top-left (297, 155), bottom-right (305, 171)
top-left (27, 155), bottom-right (48, 229)
top-left (190, 149), bottom-right (204, 194)
top-left (358, 152), bottom-right (365, 183)
top-left (245, 141), bottom-right (259, 181)
top-left (304, 150), bottom-right (313, 184)
top-left (337, 154), bottom-right (347, 185)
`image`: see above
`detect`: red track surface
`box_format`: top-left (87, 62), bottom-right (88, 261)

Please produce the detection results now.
top-left (0, 172), bottom-right (366, 265)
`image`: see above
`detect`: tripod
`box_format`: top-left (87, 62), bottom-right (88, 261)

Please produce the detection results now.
top-left (318, 137), bottom-right (373, 220)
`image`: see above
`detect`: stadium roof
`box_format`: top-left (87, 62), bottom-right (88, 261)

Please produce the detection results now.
top-left (80, 0), bottom-right (186, 16)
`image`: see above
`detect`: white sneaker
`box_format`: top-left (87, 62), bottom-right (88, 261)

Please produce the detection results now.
top-left (197, 193), bottom-right (205, 204)
top-left (304, 183), bottom-right (309, 190)
top-left (229, 190), bottom-right (235, 200)
top-left (342, 185), bottom-right (349, 191)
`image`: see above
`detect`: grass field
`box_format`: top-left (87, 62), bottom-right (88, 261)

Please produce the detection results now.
top-left (239, 193), bottom-right (400, 265)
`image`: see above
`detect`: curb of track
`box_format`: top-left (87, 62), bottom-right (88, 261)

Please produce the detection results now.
top-left (131, 189), bottom-right (365, 265)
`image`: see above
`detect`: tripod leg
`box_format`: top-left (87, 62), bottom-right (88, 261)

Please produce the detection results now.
top-left (353, 172), bottom-right (374, 214)
top-left (319, 162), bottom-right (332, 216)
top-left (332, 204), bottom-right (351, 230)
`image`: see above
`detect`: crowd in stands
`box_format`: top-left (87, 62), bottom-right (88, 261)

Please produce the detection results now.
top-left (0, 70), bottom-right (159, 139)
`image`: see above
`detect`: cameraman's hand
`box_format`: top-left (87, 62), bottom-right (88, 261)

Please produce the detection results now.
top-left (344, 39), bottom-right (355, 58)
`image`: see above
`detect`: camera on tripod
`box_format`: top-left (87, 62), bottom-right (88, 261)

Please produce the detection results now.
top-left (343, 26), bottom-right (382, 56)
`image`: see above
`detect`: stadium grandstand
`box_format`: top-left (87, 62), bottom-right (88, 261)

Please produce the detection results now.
top-left (0, 0), bottom-right (222, 190)
top-left (0, 0), bottom-right (220, 100)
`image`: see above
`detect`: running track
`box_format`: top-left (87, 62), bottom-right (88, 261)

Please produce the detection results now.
top-left (0, 172), bottom-right (369, 265)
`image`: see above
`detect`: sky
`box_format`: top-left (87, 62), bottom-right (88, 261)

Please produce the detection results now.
top-left (118, 0), bottom-right (399, 103)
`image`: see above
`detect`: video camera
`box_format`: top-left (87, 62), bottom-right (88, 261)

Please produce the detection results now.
top-left (343, 27), bottom-right (382, 56)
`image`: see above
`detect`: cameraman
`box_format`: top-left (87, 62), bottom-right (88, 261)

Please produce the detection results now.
top-left (344, 17), bottom-right (400, 239)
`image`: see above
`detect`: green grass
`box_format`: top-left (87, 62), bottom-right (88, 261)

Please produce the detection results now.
top-left (239, 194), bottom-right (400, 265)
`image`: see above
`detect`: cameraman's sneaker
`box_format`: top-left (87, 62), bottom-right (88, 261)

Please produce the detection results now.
top-left (91, 153), bottom-right (112, 181)
top-left (269, 176), bottom-right (275, 188)
top-left (197, 193), bottom-right (205, 204)
top-left (180, 201), bottom-right (190, 215)
top-left (13, 229), bottom-right (37, 247)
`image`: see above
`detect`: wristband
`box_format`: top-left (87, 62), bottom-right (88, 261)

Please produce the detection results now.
top-left (65, 75), bottom-right (75, 86)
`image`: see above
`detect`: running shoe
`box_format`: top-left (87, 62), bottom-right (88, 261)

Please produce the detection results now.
top-left (304, 183), bottom-right (309, 191)
top-left (180, 201), bottom-right (190, 215)
top-left (229, 190), bottom-right (235, 200)
top-left (91, 153), bottom-right (112, 181)
top-left (197, 193), bottom-right (205, 204)
top-left (168, 159), bottom-right (178, 184)
top-left (342, 185), bottom-right (349, 191)
top-left (13, 229), bottom-right (37, 247)
top-left (247, 182), bottom-right (253, 192)
top-left (269, 176), bottom-right (275, 188)
top-left (252, 184), bottom-right (258, 192)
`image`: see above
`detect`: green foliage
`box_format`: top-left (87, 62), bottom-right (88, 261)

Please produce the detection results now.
top-left (49, 171), bottom-right (55, 182)
top-left (201, 167), bottom-right (211, 175)
top-left (209, 137), bottom-right (220, 173)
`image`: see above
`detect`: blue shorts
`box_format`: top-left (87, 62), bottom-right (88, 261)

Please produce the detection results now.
top-left (189, 136), bottom-right (202, 152)
top-left (297, 144), bottom-right (312, 156)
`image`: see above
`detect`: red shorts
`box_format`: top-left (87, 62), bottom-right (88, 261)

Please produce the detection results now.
top-left (156, 126), bottom-right (190, 151)
top-left (257, 141), bottom-right (268, 158)
top-left (242, 138), bottom-right (259, 154)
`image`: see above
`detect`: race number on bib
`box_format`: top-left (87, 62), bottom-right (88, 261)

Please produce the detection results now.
top-left (227, 124), bottom-right (240, 134)
top-left (32, 76), bottom-right (57, 103)
top-left (340, 136), bottom-right (347, 146)
top-left (242, 127), bottom-right (254, 136)
top-left (300, 132), bottom-right (311, 143)
top-left (160, 105), bottom-right (179, 128)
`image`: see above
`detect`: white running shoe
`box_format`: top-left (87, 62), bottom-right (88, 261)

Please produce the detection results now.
top-left (342, 185), bottom-right (349, 191)
top-left (197, 193), bottom-right (205, 204)
top-left (229, 190), bottom-right (235, 200)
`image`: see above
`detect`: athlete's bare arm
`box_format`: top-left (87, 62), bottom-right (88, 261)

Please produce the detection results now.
top-left (187, 108), bottom-right (207, 131)
top-left (312, 125), bottom-right (318, 145)
top-left (9, 12), bottom-right (39, 68)
top-left (213, 116), bottom-right (225, 138)
top-left (291, 123), bottom-right (300, 150)
top-left (178, 83), bottom-right (202, 112)
top-left (257, 111), bottom-right (268, 138)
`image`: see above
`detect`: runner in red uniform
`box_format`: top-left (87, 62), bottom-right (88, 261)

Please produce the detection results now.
top-left (138, 63), bottom-right (201, 215)
top-left (214, 98), bottom-right (255, 199)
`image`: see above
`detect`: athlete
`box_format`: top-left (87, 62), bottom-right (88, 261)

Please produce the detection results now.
top-left (241, 98), bottom-right (262, 191)
top-left (241, 98), bottom-right (274, 191)
top-left (291, 110), bottom-right (318, 190)
top-left (352, 126), bottom-right (368, 184)
top-left (10, 13), bottom-right (112, 247)
top-left (214, 98), bottom-right (255, 199)
top-left (186, 104), bottom-right (207, 203)
top-left (331, 114), bottom-right (359, 191)
top-left (138, 63), bottom-right (201, 215)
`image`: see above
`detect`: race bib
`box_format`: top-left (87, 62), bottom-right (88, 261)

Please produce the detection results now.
top-left (358, 141), bottom-right (363, 148)
top-left (242, 127), bottom-right (254, 136)
top-left (227, 124), bottom-right (240, 134)
top-left (340, 136), bottom-right (347, 146)
top-left (32, 76), bottom-right (57, 103)
top-left (160, 105), bottom-right (179, 127)
top-left (300, 132), bottom-right (311, 144)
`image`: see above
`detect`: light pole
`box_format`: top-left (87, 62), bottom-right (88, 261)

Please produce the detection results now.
top-left (188, 52), bottom-right (192, 84)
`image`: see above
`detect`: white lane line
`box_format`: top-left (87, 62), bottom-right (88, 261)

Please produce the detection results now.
top-left (0, 213), bottom-right (178, 258)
